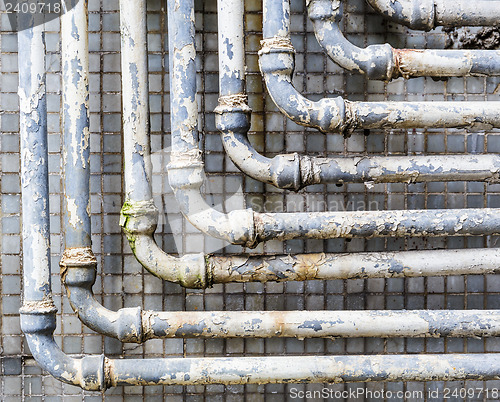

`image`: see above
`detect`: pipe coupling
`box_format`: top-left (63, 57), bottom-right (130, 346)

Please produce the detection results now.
top-left (120, 199), bottom-right (159, 236)
top-left (168, 150), bottom-right (204, 191)
top-left (215, 95), bottom-right (252, 133)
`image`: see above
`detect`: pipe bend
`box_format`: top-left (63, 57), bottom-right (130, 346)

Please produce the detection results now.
top-left (119, 200), bottom-right (209, 288)
top-left (167, 151), bottom-right (257, 248)
top-left (308, 0), bottom-right (397, 80)
top-left (365, 0), bottom-right (436, 31)
top-left (20, 307), bottom-right (107, 391)
top-left (216, 97), bottom-right (310, 190)
top-left (259, 44), bottom-right (348, 133)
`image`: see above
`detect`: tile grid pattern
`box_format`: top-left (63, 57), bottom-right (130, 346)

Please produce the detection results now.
top-left (1, 0), bottom-right (500, 400)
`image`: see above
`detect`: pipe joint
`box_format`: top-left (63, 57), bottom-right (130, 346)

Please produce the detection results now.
top-left (115, 307), bottom-right (144, 343)
top-left (271, 153), bottom-right (302, 190)
top-left (120, 199), bottom-right (159, 236)
top-left (259, 38), bottom-right (295, 75)
top-left (215, 95), bottom-right (252, 133)
top-left (308, 0), bottom-right (342, 22)
top-left (20, 301), bottom-right (58, 334)
top-left (227, 209), bottom-right (258, 248)
top-left (168, 150), bottom-right (204, 191)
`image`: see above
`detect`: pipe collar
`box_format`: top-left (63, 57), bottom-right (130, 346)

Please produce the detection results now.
top-left (120, 199), bottom-right (159, 236)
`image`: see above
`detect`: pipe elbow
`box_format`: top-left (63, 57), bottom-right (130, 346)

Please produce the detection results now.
top-left (118, 200), bottom-right (210, 288)
top-left (214, 95), bottom-right (252, 133)
top-left (132, 235), bottom-right (210, 288)
top-left (120, 199), bottom-right (159, 237)
top-left (20, 307), bottom-right (107, 391)
top-left (366, 0), bottom-right (436, 31)
top-left (308, 0), bottom-right (396, 80)
top-left (259, 46), bottom-right (348, 133)
top-left (60, 250), bottom-right (147, 341)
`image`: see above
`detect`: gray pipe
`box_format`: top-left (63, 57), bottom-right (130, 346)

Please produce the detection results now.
top-left (309, 0), bottom-right (500, 81)
top-left (108, 354), bottom-right (500, 385)
top-left (367, 0), bottom-right (500, 30)
top-left (215, 0), bottom-right (500, 190)
top-left (165, 0), bottom-right (500, 248)
top-left (62, 243), bottom-right (500, 340)
top-left (61, 0), bottom-right (91, 249)
top-left (118, 0), bottom-right (208, 288)
top-left (260, 0), bottom-right (500, 133)
top-left (18, 5), bottom-right (106, 391)
top-left (19, 0), bottom-right (500, 390)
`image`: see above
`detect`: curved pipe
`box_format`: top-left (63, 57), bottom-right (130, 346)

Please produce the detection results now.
top-left (20, 0), bottom-right (500, 389)
top-left (260, 0), bottom-right (500, 133)
top-left (165, 0), bottom-right (500, 249)
top-left (62, 244), bottom-right (500, 341)
top-left (367, 0), bottom-right (500, 30)
top-left (215, 0), bottom-right (500, 190)
top-left (309, 0), bottom-right (500, 80)
top-left (118, 0), bottom-right (208, 287)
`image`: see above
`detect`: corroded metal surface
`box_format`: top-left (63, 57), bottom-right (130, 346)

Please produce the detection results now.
top-left (109, 354), bottom-right (500, 386)
top-left (61, 0), bottom-right (91, 249)
top-left (309, 0), bottom-right (500, 80)
top-left (144, 310), bottom-right (500, 338)
top-left (210, 248), bottom-right (500, 282)
top-left (261, 0), bottom-right (500, 132)
top-left (367, 0), bottom-right (500, 30)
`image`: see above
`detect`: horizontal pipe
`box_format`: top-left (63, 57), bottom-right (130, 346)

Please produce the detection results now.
top-left (109, 354), bottom-right (500, 386)
top-left (219, 117), bottom-right (500, 188)
top-left (21, 309), bottom-right (500, 389)
top-left (255, 208), bottom-right (500, 243)
top-left (367, 0), bottom-right (500, 30)
top-left (259, 46), bottom-right (500, 133)
top-left (62, 245), bottom-right (500, 340)
top-left (142, 310), bottom-right (500, 339)
top-left (309, 0), bottom-right (500, 80)
top-left (210, 248), bottom-right (500, 282)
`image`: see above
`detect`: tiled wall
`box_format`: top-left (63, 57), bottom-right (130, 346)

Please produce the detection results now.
top-left (1, 0), bottom-right (500, 400)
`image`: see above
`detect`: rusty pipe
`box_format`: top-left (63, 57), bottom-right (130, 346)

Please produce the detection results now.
top-left (366, 0), bottom-right (500, 30)
top-left (215, 0), bottom-right (500, 189)
top-left (167, 0), bottom-right (500, 249)
top-left (309, 0), bottom-right (500, 80)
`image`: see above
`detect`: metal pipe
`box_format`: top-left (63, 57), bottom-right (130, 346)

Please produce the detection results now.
top-left (309, 0), bottom-right (500, 81)
top-left (19, 0), bottom-right (500, 390)
top-left (210, 248), bottom-right (500, 283)
top-left (61, 0), bottom-right (91, 249)
top-left (260, 0), bottom-right (500, 133)
top-left (118, 0), bottom-right (207, 288)
top-left (18, 6), bottom-right (51, 311)
top-left (366, 0), bottom-right (500, 31)
top-left (108, 354), bottom-right (500, 385)
top-left (18, 5), bottom-right (106, 391)
top-left (221, 128), bottom-right (500, 189)
top-left (214, 0), bottom-right (500, 190)
top-left (62, 243), bottom-right (500, 340)
top-left (165, 0), bottom-right (500, 248)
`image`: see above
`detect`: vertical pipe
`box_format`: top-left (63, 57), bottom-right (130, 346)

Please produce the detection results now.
top-left (18, 12), bottom-right (52, 303)
top-left (217, 0), bottom-right (246, 96)
top-left (262, 0), bottom-right (290, 38)
top-left (121, 0), bottom-right (153, 203)
top-left (167, 0), bottom-right (199, 154)
top-left (61, 0), bottom-right (91, 248)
